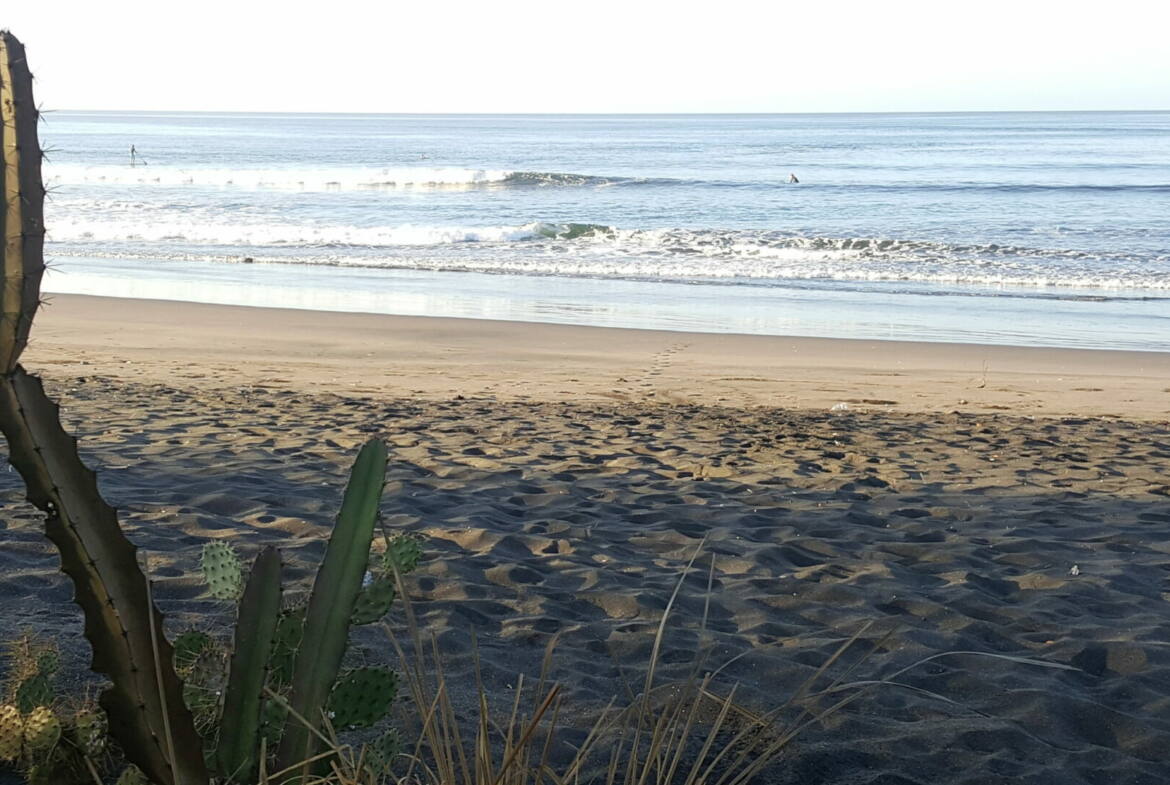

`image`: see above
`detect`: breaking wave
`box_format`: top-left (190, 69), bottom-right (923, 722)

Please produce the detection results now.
top-left (46, 219), bottom-right (1170, 292)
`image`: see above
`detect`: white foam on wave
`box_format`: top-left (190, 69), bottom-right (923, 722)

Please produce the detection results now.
top-left (44, 164), bottom-right (514, 190)
top-left (48, 218), bottom-right (548, 246)
top-left (66, 244), bottom-right (1170, 291)
top-left (45, 216), bottom-right (1170, 292)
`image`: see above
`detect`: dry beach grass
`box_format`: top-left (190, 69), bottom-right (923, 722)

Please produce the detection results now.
top-left (1, 296), bottom-right (1169, 783)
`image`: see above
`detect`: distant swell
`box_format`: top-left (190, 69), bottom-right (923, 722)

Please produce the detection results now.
top-left (44, 165), bottom-right (658, 190)
top-left (44, 163), bottom-right (1170, 195)
top-left (49, 220), bottom-right (615, 246)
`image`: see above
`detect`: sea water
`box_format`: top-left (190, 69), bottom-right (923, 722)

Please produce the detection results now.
top-left (38, 111), bottom-right (1170, 350)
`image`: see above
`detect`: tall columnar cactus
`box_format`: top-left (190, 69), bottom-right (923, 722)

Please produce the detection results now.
top-left (0, 31), bottom-right (209, 785)
top-left (0, 32), bottom-right (411, 784)
top-left (0, 30), bottom-right (45, 373)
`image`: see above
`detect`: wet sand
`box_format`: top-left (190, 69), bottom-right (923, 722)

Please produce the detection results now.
top-left (2, 294), bottom-right (1169, 784)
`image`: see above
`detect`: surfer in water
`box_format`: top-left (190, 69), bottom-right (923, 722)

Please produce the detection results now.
top-left (130, 145), bottom-right (147, 166)
top-left (788, 173), bottom-right (799, 184)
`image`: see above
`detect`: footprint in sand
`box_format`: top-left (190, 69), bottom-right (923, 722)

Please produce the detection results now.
top-left (631, 342), bottom-right (691, 396)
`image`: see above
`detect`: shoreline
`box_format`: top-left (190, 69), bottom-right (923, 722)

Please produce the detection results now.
top-left (30, 293), bottom-right (1170, 419)
top-left (42, 256), bottom-right (1170, 353)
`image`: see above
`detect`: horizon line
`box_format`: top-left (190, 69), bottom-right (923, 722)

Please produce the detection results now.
top-left (42, 108), bottom-right (1170, 117)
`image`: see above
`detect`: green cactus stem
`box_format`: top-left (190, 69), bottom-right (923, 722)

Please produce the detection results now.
top-left (215, 546), bottom-right (282, 784)
top-left (275, 439), bottom-right (388, 782)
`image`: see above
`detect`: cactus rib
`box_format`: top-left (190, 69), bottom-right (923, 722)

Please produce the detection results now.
top-left (275, 438), bottom-right (388, 781)
top-left (216, 546), bottom-right (282, 784)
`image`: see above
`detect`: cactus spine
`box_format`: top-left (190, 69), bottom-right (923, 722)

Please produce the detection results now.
top-left (0, 31), bottom-right (208, 785)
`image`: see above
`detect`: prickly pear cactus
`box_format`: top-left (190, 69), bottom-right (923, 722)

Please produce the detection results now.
top-left (22, 706), bottom-right (59, 753)
top-left (328, 667), bottom-right (398, 730)
top-left (6, 634), bottom-right (57, 712)
top-left (178, 644), bottom-right (227, 737)
top-left (382, 535), bottom-right (422, 574)
top-left (269, 606), bottom-right (305, 687)
top-left (15, 672), bottom-right (51, 713)
top-left (362, 729), bottom-right (401, 777)
top-left (172, 629), bottom-right (214, 669)
top-left (201, 541), bottom-right (244, 600)
top-left (116, 764), bottom-right (150, 785)
top-left (0, 704), bottom-right (22, 761)
top-left (73, 708), bottom-right (107, 757)
top-left (351, 577), bottom-right (396, 625)
top-left (259, 696), bottom-right (287, 747)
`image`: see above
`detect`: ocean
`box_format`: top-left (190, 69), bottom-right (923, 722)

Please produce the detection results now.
top-left (38, 111), bottom-right (1170, 350)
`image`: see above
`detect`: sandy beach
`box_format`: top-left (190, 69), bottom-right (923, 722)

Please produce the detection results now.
top-left (3, 294), bottom-right (1170, 784)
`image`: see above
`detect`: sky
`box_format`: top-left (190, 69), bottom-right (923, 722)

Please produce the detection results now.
top-left (4, 0), bottom-right (1169, 113)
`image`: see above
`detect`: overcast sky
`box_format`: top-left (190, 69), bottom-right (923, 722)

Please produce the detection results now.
top-left (5, 0), bottom-right (1168, 113)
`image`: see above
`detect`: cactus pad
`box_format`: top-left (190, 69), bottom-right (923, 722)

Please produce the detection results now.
top-left (34, 650), bottom-right (59, 676)
top-left (259, 696), bottom-right (287, 747)
top-left (15, 673), bottom-right (52, 713)
top-left (201, 541), bottom-right (244, 600)
top-left (327, 667), bottom-right (398, 730)
top-left (351, 577), bottom-right (396, 625)
top-left (172, 630), bottom-right (214, 669)
top-left (269, 606), bottom-right (305, 687)
top-left (381, 535), bottom-right (422, 574)
top-left (116, 764), bottom-right (150, 785)
top-left (363, 728), bottom-right (401, 776)
top-left (0, 704), bottom-right (22, 761)
top-left (73, 708), bottom-right (107, 757)
top-left (23, 706), bottom-right (60, 753)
